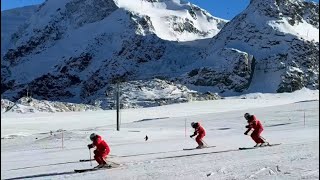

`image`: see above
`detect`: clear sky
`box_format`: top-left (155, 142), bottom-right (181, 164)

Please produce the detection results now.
top-left (1, 0), bottom-right (319, 20)
top-left (189, 0), bottom-right (319, 19)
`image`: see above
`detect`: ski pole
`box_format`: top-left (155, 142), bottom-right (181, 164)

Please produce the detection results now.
top-left (89, 149), bottom-right (92, 167)
top-left (191, 136), bottom-right (209, 147)
top-left (201, 139), bottom-right (209, 147)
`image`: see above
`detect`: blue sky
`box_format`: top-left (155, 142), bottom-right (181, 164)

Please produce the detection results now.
top-left (189, 0), bottom-right (319, 19)
top-left (1, 0), bottom-right (319, 20)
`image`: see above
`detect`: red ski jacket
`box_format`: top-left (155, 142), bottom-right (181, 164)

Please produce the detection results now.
top-left (247, 115), bottom-right (264, 131)
top-left (193, 124), bottom-right (206, 136)
top-left (92, 135), bottom-right (110, 153)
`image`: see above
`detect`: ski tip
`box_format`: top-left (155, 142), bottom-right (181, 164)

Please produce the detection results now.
top-left (239, 143), bottom-right (281, 150)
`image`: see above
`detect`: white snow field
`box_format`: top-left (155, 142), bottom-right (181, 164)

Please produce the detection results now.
top-left (1, 88), bottom-right (319, 180)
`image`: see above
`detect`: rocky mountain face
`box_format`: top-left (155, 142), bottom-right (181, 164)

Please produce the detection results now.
top-left (198, 0), bottom-right (319, 93)
top-left (1, 0), bottom-right (318, 111)
top-left (1, 0), bottom-right (225, 110)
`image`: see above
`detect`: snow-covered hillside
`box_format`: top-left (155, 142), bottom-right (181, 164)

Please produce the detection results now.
top-left (1, 0), bottom-right (319, 110)
top-left (1, 89), bottom-right (318, 179)
top-left (1, 0), bottom-right (227, 109)
top-left (195, 0), bottom-right (319, 94)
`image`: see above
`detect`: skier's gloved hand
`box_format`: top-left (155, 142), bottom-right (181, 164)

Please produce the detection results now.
top-left (244, 132), bottom-right (248, 135)
top-left (190, 135), bottom-right (194, 138)
top-left (87, 144), bottom-right (93, 149)
top-left (245, 125), bottom-right (250, 128)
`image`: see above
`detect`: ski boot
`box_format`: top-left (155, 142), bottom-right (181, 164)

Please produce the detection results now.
top-left (196, 145), bottom-right (205, 149)
top-left (94, 163), bottom-right (106, 169)
top-left (254, 143), bottom-right (261, 147)
top-left (259, 142), bottom-right (270, 147)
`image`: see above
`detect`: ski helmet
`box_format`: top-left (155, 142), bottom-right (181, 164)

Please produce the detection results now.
top-left (90, 133), bottom-right (97, 141)
top-left (244, 113), bottom-right (251, 120)
top-left (191, 122), bottom-right (199, 128)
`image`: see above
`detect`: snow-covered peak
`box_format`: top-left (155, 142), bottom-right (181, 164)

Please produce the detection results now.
top-left (200, 0), bottom-right (319, 94)
top-left (22, 0), bottom-right (226, 42)
top-left (244, 0), bottom-right (319, 42)
top-left (114, 0), bottom-right (226, 41)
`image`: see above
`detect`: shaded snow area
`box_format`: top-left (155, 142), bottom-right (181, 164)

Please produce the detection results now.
top-left (1, 5), bottom-right (37, 55)
top-left (1, 90), bottom-right (319, 179)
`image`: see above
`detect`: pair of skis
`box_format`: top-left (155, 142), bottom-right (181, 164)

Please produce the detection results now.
top-left (183, 145), bottom-right (216, 150)
top-left (183, 143), bottom-right (281, 151)
top-left (184, 138), bottom-right (212, 150)
top-left (74, 162), bottom-right (120, 173)
top-left (238, 143), bottom-right (281, 150)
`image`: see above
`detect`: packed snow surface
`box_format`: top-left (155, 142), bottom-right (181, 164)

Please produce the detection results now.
top-left (1, 89), bottom-right (319, 179)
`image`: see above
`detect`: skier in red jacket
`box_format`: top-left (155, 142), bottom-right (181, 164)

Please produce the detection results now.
top-left (87, 133), bottom-right (110, 168)
top-left (244, 113), bottom-right (269, 147)
top-left (190, 122), bottom-right (206, 149)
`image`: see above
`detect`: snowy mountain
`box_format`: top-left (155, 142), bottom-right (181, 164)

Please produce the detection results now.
top-left (1, 0), bottom-right (225, 110)
top-left (191, 0), bottom-right (319, 94)
top-left (1, 0), bottom-right (318, 110)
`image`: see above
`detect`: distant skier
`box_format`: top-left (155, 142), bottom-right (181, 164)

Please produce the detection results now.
top-left (190, 122), bottom-right (206, 149)
top-left (145, 135), bottom-right (148, 141)
top-left (87, 133), bottom-right (110, 168)
top-left (244, 113), bottom-right (269, 147)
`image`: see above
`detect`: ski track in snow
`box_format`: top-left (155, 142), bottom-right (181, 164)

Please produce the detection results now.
top-left (1, 90), bottom-right (319, 180)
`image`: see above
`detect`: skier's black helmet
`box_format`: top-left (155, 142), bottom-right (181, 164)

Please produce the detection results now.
top-left (90, 133), bottom-right (97, 141)
top-left (191, 122), bottom-right (199, 128)
top-left (244, 113), bottom-right (251, 120)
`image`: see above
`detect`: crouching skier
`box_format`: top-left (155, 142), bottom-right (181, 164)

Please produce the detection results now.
top-left (190, 122), bottom-right (206, 149)
top-left (244, 113), bottom-right (269, 147)
top-left (87, 133), bottom-right (111, 168)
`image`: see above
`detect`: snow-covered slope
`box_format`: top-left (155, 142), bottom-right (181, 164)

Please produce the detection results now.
top-left (1, 90), bottom-right (319, 179)
top-left (1, 0), bottom-right (318, 109)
